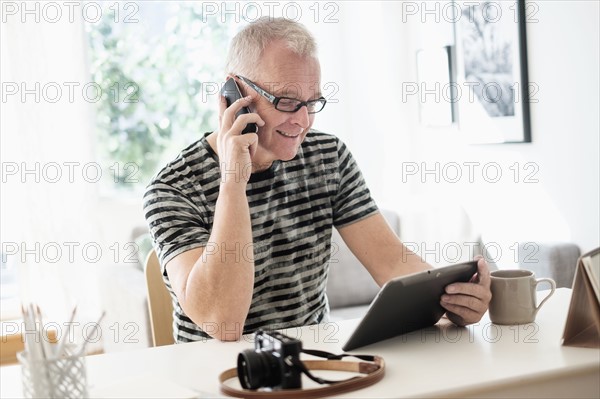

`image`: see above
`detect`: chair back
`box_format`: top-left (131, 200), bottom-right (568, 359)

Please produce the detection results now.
top-left (144, 250), bottom-right (175, 346)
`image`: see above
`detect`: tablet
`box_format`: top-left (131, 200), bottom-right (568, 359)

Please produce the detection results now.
top-left (342, 261), bottom-right (478, 351)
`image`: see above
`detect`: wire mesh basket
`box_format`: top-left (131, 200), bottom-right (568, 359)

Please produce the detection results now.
top-left (18, 347), bottom-right (88, 399)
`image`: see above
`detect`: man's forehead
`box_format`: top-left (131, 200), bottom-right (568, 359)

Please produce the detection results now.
top-left (256, 62), bottom-right (321, 85)
top-left (255, 64), bottom-right (322, 98)
top-left (259, 79), bottom-right (321, 96)
top-left (254, 42), bottom-right (321, 91)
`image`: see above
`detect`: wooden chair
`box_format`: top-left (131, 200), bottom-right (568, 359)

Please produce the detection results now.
top-left (0, 325), bottom-right (58, 366)
top-left (144, 250), bottom-right (175, 347)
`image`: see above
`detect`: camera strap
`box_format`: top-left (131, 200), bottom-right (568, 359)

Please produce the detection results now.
top-left (218, 349), bottom-right (385, 399)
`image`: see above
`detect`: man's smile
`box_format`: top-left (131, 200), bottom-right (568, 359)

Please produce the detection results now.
top-left (276, 130), bottom-right (301, 138)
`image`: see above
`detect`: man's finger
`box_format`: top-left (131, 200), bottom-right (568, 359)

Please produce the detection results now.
top-left (441, 292), bottom-right (487, 314)
top-left (229, 113), bottom-right (264, 136)
top-left (442, 304), bottom-right (480, 325)
top-left (221, 96), bottom-right (254, 130)
top-left (476, 257), bottom-right (491, 288)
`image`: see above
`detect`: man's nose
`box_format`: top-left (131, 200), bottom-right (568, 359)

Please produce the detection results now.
top-left (289, 105), bottom-right (310, 128)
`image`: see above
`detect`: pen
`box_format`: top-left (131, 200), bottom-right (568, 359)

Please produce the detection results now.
top-left (76, 311), bottom-right (106, 357)
top-left (54, 305), bottom-right (78, 359)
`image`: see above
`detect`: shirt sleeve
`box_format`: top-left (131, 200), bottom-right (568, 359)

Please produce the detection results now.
top-left (332, 139), bottom-right (379, 227)
top-left (142, 181), bottom-right (210, 272)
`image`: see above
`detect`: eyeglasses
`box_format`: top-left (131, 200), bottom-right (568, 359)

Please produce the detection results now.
top-left (236, 75), bottom-right (327, 114)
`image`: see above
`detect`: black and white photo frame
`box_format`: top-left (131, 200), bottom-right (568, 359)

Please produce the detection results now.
top-left (453, 0), bottom-right (532, 143)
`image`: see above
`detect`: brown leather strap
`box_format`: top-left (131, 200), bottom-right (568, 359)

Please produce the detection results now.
top-left (219, 356), bottom-right (385, 398)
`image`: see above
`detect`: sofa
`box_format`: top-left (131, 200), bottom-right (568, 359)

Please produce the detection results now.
top-left (326, 209), bottom-right (399, 321)
top-left (98, 212), bottom-right (581, 352)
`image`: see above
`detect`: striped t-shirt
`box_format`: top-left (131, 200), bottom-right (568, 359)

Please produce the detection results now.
top-left (143, 130), bottom-right (378, 342)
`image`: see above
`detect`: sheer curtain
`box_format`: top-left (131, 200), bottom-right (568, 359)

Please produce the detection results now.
top-left (1, 13), bottom-right (102, 321)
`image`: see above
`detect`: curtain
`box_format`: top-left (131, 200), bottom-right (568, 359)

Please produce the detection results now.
top-left (1, 12), bottom-right (102, 321)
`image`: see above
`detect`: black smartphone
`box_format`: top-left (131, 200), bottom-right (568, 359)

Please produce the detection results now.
top-left (220, 78), bottom-right (258, 134)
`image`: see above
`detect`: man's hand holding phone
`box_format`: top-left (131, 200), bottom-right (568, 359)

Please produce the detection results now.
top-left (217, 82), bottom-right (264, 186)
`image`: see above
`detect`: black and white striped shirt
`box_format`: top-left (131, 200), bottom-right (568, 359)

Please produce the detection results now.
top-left (143, 130), bottom-right (378, 342)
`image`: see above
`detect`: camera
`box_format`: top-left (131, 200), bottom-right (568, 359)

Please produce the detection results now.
top-left (237, 330), bottom-right (303, 390)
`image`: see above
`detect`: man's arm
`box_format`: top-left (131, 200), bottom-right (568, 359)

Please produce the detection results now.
top-left (337, 212), bottom-right (432, 285)
top-left (338, 212), bottom-right (491, 325)
top-left (165, 96), bottom-right (264, 341)
top-left (164, 184), bottom-right (254, 342)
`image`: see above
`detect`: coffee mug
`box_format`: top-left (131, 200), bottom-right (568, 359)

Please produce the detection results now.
top-left (489, 270), bottom-right (556, 325)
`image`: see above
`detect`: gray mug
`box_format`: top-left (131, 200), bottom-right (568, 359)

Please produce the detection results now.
top-left (489, 270), bottom-right (556, 325)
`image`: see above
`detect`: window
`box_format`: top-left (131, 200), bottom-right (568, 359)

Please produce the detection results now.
top-left (85, 3), bottom-right (236, 194)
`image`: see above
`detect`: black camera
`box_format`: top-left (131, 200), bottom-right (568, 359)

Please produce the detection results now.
top-left (237, 330), bottom-right (303, 390)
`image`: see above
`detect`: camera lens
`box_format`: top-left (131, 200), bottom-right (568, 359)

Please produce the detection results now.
top-left (237, 349), bottom-right (281, 389)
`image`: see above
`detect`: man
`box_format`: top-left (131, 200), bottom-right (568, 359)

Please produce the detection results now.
top-left (143, 17), bottom-right (491, 343)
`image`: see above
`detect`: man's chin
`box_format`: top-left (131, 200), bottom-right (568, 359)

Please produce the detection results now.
top-left (255, 142), bottom-right (302, 164)
top-left (279, 149), bottom-right (301, 162)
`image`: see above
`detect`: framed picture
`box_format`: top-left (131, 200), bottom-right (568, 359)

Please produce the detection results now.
top-left (454, 0), bottom-right (532, 143)
top-left (416, 46), bottom-right (455, 127)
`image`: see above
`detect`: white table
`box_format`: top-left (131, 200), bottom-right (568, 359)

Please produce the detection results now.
top-left (1, 288), bottom-right (598, 398)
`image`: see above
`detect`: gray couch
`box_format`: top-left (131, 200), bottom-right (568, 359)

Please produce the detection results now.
top-left (326, 209), bottom-right (399, 321)
top-left (515, 242), bottom-right (581, 288)
top-left (99, 211), bottom-right (398, 351)
top-left (100, 212), bottom-right (581, 352)
top-left (482, 241), bottom-right (581, 289)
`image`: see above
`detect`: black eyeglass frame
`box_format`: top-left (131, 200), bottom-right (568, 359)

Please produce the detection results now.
top-left (235, 75), bottom-right (327, 114)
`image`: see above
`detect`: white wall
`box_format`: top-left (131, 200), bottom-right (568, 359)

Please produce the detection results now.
top-left (3, 0), bottom-right (597, 289)
top-left (313, 1), bottom-right (599, 266)
top-left (521, 0), bottom-right (599, 252)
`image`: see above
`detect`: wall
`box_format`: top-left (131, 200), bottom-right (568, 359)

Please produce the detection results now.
top-left (3, 1), bottom-right (597, 302)
top-left (520, 0), bottom-right (599, 253)
top-left (313, 1), bottom-right (599, 267)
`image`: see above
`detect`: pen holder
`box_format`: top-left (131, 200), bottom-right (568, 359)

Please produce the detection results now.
top-left (17, 347), bottom-right (88, 399)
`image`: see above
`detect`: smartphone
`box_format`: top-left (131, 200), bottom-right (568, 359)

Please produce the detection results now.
top-left (220, 78), bottom-right (258, 134)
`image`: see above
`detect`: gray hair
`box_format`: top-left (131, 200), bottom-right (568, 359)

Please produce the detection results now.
top-left (225, 17), bottom-right (318, 78)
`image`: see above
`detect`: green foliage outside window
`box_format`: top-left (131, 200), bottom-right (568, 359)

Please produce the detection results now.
top-left (85, 3), bottom-right (235, 192)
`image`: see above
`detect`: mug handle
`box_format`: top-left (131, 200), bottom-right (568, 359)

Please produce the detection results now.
top-left (534, 278), bottom-right (556, 313)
